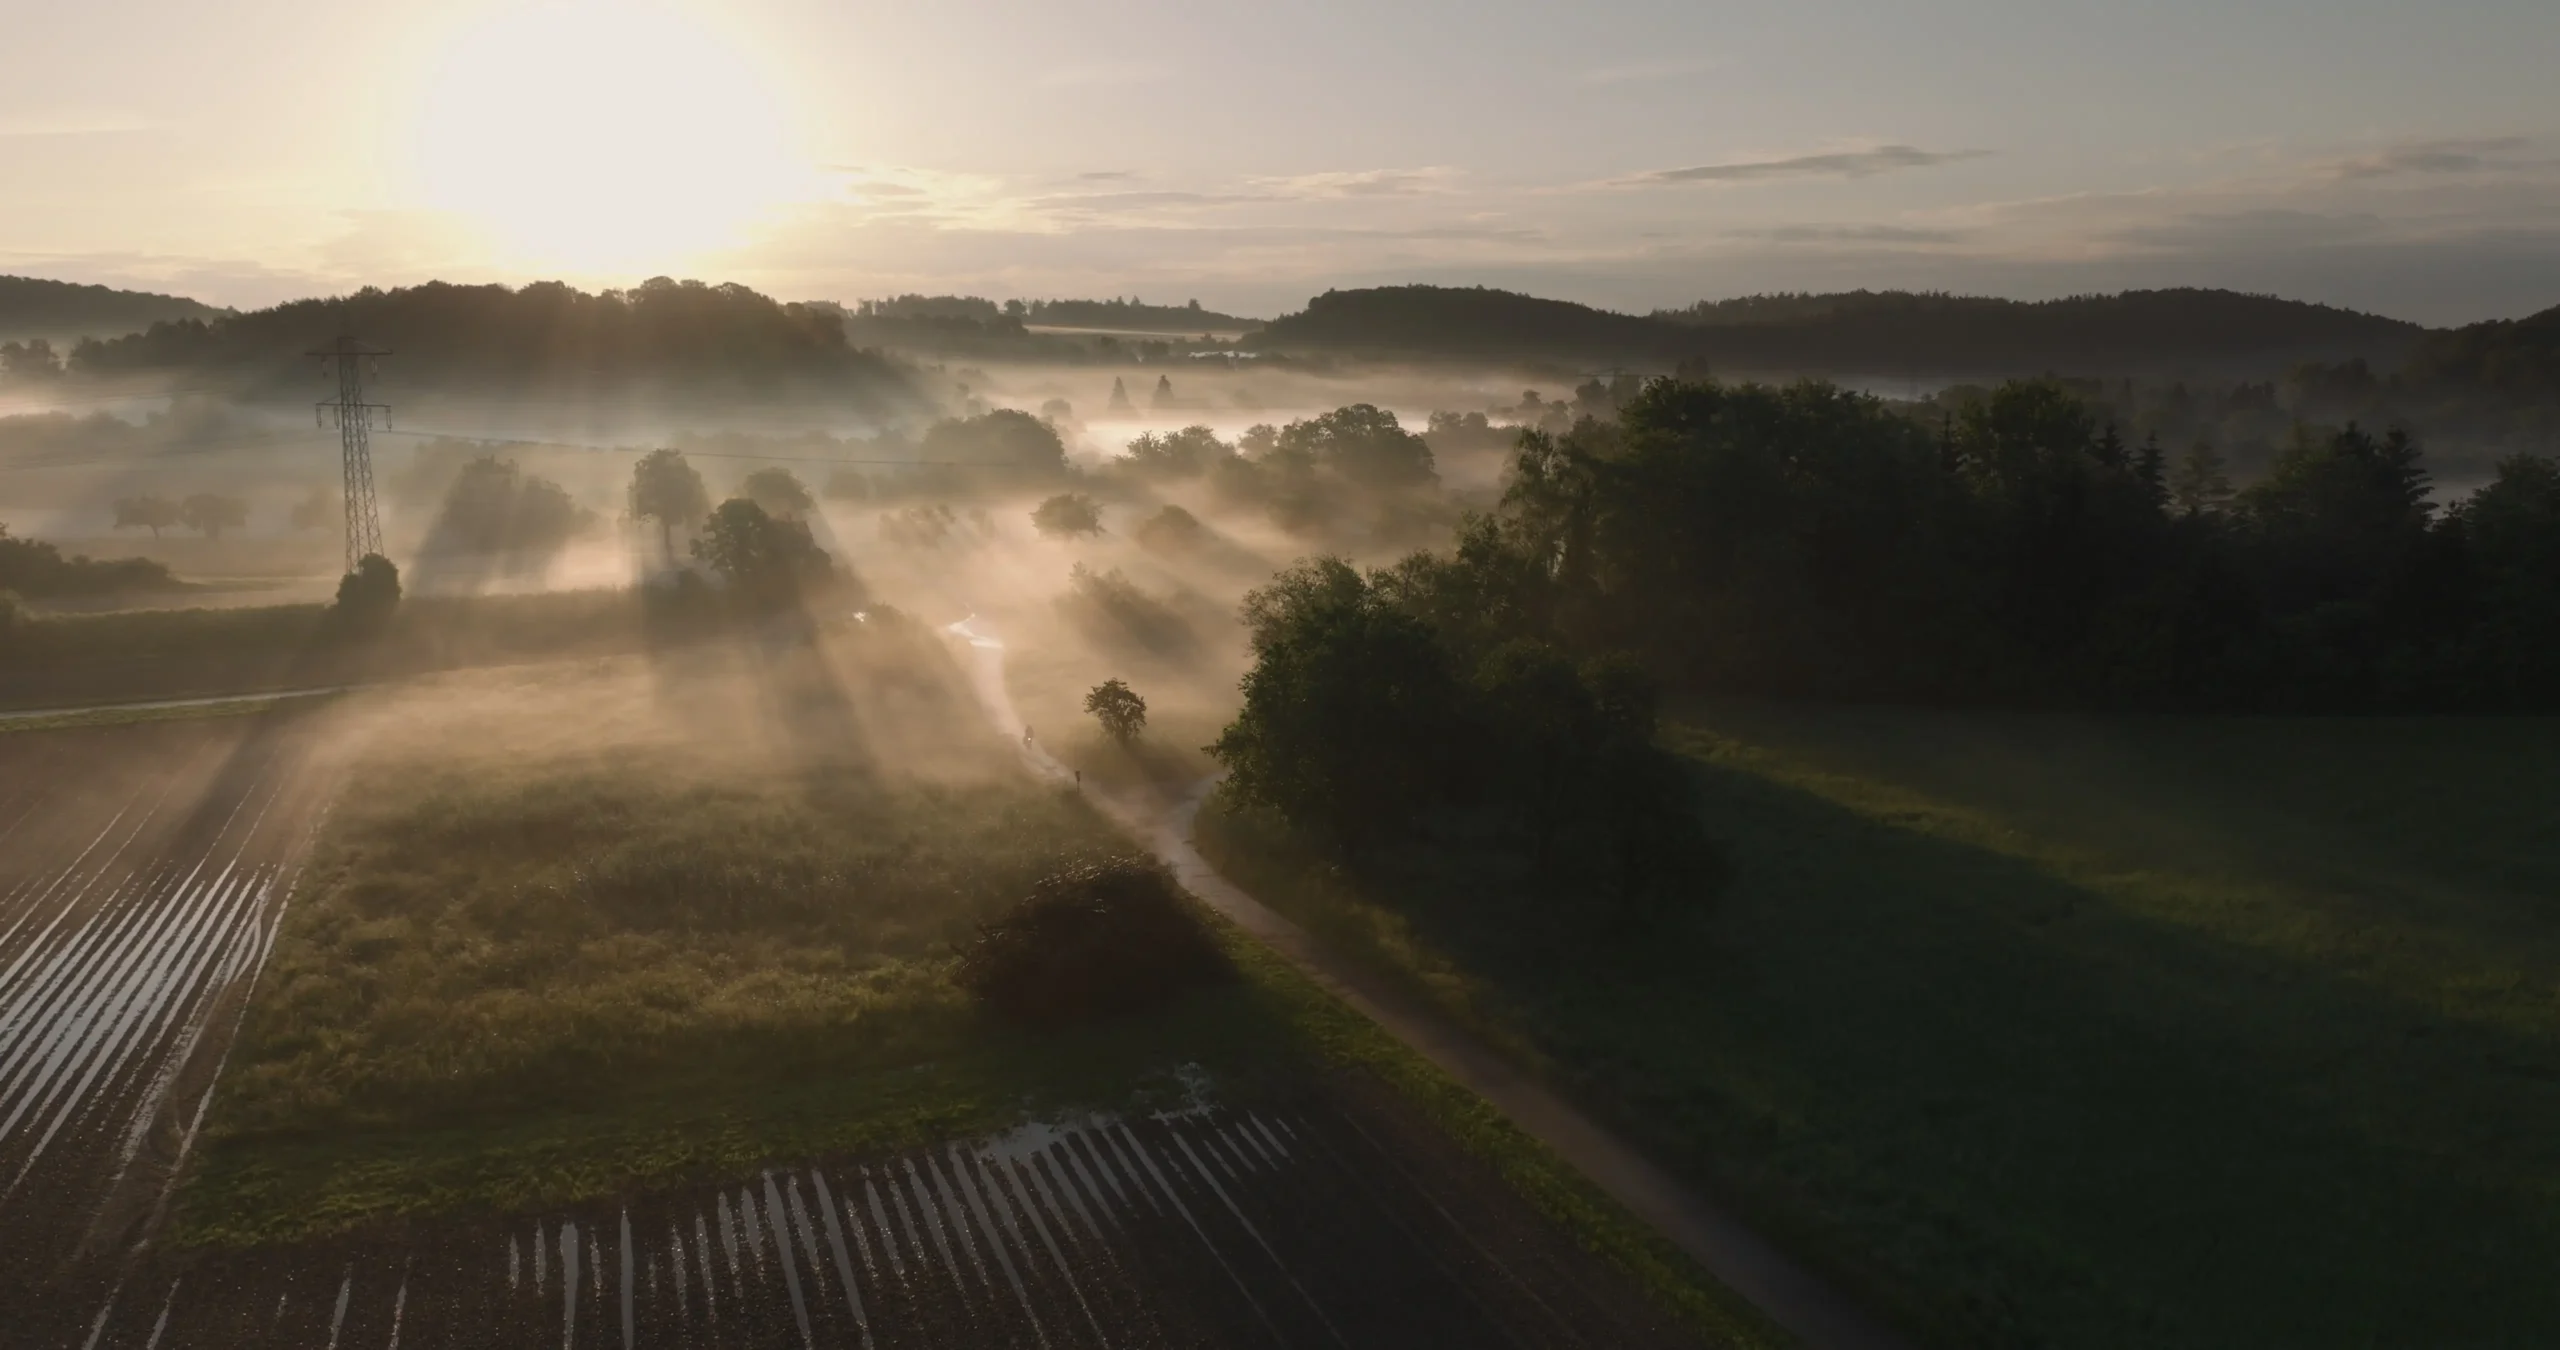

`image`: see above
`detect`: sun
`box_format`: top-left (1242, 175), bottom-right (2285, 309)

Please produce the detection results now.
top-left (410, 1), bottom-right (808, 271)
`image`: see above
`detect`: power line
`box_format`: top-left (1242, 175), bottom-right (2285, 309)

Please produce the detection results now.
top-left (0, 385), bottom-right (233, 415)
top-left (0, 432), bottom-right (330, 475)
top-left (372, 428), bottom-right (1011, 467)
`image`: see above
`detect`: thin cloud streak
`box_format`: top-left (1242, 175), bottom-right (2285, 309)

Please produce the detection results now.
top-left (1617, 145), bottom-right (1990, 186)
top-left (2321, 136), bottom-right (2533, 181)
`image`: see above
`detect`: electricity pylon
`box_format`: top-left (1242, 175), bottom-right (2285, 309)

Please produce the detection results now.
top-left (310, 335), bottom-right (392, 574)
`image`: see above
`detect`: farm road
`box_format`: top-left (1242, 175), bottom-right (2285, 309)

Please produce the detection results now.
top-left (948, 614), bottom-right (1911, 1350)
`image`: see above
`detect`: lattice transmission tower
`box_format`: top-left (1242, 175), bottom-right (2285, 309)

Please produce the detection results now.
top-left (310, 335), bottom-right (392, 574)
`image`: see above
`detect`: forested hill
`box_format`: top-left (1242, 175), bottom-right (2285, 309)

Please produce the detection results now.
top-left (0, 275), bottom-right (228, 343)
top-left (64, 277), bottom-right (919, 405)
top-left (2402, 302), bottom-right (2560, 402)
top-left (1250, 284), bottom-right (2429, 377)
top-left (1252, 287), bottom-right (1676, 362)
top-left (1021, 297), bottom-right (1257, 331)
top-left (2281, 301), bottom-right (2560, 444)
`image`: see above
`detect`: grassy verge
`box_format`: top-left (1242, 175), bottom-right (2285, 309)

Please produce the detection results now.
top-left (1206, 896), bottom-right (1790, 1349)
top-left (1195, 704), bottom-right (2560, 1349)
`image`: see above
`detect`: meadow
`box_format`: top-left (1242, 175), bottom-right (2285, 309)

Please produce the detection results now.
top-left (1198, 705), bottom-right (2560, 1349)
top-left (174, 639), bottom-right (1779, 1350)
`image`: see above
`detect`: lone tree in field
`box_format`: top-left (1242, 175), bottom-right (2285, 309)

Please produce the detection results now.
top-left (1031, 492), bottom-right (1104, 538)
top-left (113, 495), bottom-right (180, 539)
top-left (629, 448), bottom-right (710, 566)
top-left (1085, 678), bottom-right (1147, 744)
top-left (333, 552), bottom-right (400, 624)
top-left (180, 492), bottom-right (248, 539)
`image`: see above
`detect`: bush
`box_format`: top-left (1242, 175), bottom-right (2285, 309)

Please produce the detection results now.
top-left (954, 859), bottom-right (1231, 1024)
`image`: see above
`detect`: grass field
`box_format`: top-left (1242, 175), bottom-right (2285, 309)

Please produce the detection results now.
top-left (1197, 703), bottom-right (2560, 1349)
top-left (176, 641), bottom-right (1780, 1350)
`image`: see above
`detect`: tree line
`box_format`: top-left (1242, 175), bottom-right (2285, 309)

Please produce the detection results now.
top-left (1372, 376), bottom-right (2560, 712)
top-left (61, 278), bottom-right (914, 403)
top-left (1203, 371), bottom-right (2560, 931)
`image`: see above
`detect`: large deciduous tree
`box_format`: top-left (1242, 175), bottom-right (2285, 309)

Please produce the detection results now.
top-left (629, 448), bottom-right (710, 566)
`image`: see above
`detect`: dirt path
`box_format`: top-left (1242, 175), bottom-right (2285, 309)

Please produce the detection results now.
top-left (948, 615), bottom-right (1912, 1350)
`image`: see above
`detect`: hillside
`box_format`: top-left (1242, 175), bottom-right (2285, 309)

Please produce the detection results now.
top-left (65, 277), bottom-right (920, 406)
top-left (1250, 284), bottom-right (2429, 378)
top-left (0, 275), bottom-right (228, 343)
top-left (1022, 296), bottom-right (1256, 331)
top-left (1251, 286), bottom-right (1678, 362)
top-left (2401, 302), bottom-right (2560, 402)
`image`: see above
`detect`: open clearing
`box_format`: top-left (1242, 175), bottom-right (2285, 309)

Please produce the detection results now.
top-left (1199, 704), bottom-right (2560, 1349)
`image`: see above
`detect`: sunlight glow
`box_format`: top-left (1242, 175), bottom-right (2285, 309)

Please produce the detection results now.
top-left (410, 1), bottom-right (810, 271)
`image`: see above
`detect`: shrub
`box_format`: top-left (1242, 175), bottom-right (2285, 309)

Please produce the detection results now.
top-left (954, 859), bottom-right (1231, 1024)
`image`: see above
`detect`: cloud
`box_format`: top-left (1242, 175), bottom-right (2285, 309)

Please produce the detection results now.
top-left (1736, 223), bottom-right (1968, 245)
top-left (1617, 145), bottom-right (1989, 186)
top-left (1077, 171), bottom-right (1138, 182)
top-left (1252, 168), bottom-right (1457, 199)
top-left (1031, 189), bottom-right (1271, 214)
top-left (2321, 136), bottom-right (2533, 181)
top-left (1571, 56), bottom-right (1722, 87)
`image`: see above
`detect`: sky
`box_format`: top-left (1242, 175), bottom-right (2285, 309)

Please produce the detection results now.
top-left (4, 0), bottom-right (2559, 326)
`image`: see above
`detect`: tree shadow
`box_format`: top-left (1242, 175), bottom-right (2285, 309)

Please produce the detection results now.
top-left (1290, 749), bottom-right (2560, 1349)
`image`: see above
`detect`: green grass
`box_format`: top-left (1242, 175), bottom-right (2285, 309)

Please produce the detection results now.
top-left (175, 654), bottom-right (1784, 1348)
top-left (0, 587), bottom-right (667, 711)
top-left (1196, 703), bottom-right (2560, 1349)
top-left (0, 691), bottom-right (337, 735)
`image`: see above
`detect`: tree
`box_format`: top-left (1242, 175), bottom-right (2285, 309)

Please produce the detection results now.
top-left (333, 552), bottom-right (400, 622)
top-left (1118, 425), bottom-right (1231, 479)
top-left (0, 339), bottom-right (63, 380)
top-left (919, 408), bottom-right (1069, 477)
top-left (629, 448), bottom-right (710, 565)
top-left (2170, 441), bottom-right (2233, 517)
top-left (1106, 377), bottom-right (1134, 413)
top-left (691, 498), bottom-right (834, 602)
top-left (739, 466), bottom-right (815, 518)
top-left (179, 493), bottom-right (248, 539)
top-left (1273, 404), bottom-right (1437, 489)
top-left (113, 496), bottom-right (180, 539)
top-left (1152, 374), bottom-right (1177, 409)
top-left (1084, 678), bottom-right (1148, 744)
top-left (421, 456), bottom-right (591, 576)
top-left (1031, 492), bottom-right (1104, 538)
top-left (1210, 558), bottom-right (1464, 851)
top-left (1135, 503), bottom-right (1206, 552)
top-left (2135, 431), bottom-right (2168, 509)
